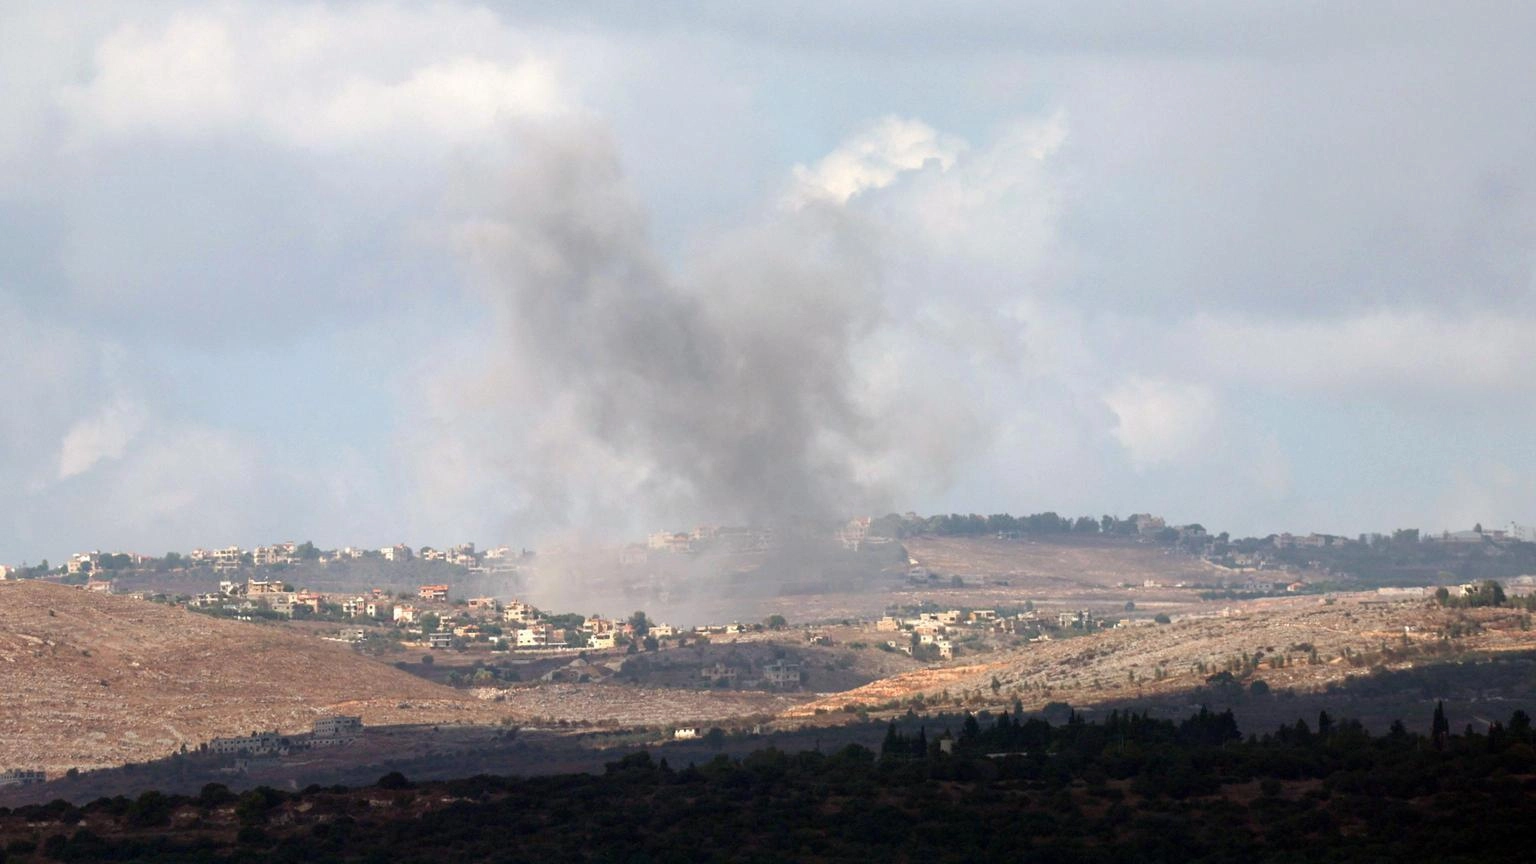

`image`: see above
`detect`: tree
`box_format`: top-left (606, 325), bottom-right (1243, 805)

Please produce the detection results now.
top-left (420, 612), bottom-right (441, 634)
top-left (765, 614), bottom-right (788, 630)
top-left (1432, 700), bottom-right (1450, 749)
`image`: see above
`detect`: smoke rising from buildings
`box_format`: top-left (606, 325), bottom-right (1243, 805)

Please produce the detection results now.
top-left (449, 123), bottom-right (917, 538)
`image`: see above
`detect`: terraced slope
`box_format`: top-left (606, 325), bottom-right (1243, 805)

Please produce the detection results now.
top-left (784, 594), bottom-right (1536, 717)
top-left (0, 581), bottom-right (488, 773)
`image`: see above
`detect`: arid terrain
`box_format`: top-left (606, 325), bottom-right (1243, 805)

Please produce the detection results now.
top-left (787, 595), bottom-right (1536, 718)
top-left (0, 581), bottom-right (500, 775)
top-left (4, 536), bottom-right (1534, 793)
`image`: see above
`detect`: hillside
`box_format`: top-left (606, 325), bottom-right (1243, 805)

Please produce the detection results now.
top-left (0, 582), bottom-right (492, 774)
top-left (901, 534), bottom-right (1216, 587)
top-left (785, 594), bottom-right (1536, 718)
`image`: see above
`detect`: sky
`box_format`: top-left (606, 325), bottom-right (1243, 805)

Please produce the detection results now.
top-left (3, 1), bottom-right (1535, 564)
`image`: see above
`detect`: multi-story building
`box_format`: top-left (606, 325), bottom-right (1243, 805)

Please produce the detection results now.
top-left (417, 584), bottom-right (449, 601)
top-left (515, 626), bottom-right (554, 648)
top-left (467, 596), bottom-right (500, 613)
top-left (380, 544), bottom-right (413, 562)
top-left (212, 546), bottom-right (245, 571)
top-left (503, 600), bottom-right (538, 625)
top-left (208, 731), bottom-right (286, 755)
top-left (312, 715), bottom-right (363, 739)
top-left (762, 660), bottom-right (802, 689)
top-left (0, 769), bottom-right (47, 786)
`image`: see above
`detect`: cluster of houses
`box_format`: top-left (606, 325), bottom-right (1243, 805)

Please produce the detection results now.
top-left (26, 541), bottom-right (534, 582)
top-left (207, 715), bottom-right (364, 758)
top-left (875, 606), bottom-right (1118, 659)
top-left (186, 577), bottom-right (681, 652)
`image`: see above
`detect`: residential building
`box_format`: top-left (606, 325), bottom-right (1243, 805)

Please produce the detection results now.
top-left (67, 552), bottom-right (101, 576)
top-left (503, 600), bottom-right (537, 624)
top-left (267, 592), bottom-right (297, 616)
top-left (393, 604), bottom-right (419, 625)
top-left (418, 584), bottom-right (449, 601)
top-left (212, 546), bottom-right (244, 571)
top-left (0, 769), bottom-right (46, 786)
top-left (366, 601), bottom-right (393, 620)
top-left (515, 626), bottom-right (554, 648)
top-left (647, 531), bottom-right (692, 553)
top-left (380, 544), bottom-right (413, 562)
top-left (208, 731), bottom-right (286, 756)
top-left (312, 715), bottom-right (363, 739)
top-left (762, 660), bottom-right (802, 689)
top-left (835, 516), bottom-right (871, 550)
top-left (587, 631), bottom-right (616, 650)
top-left (428, 632), bottom-right (455, 649)
top-left (699, 662), bottom-right (739, 685)
top-left (467, 596), bottom-right (500, 613)
top-left (251, 543), bottom-right (296, 567)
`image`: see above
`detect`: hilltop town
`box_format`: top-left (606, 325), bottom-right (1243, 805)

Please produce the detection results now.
top-left (2, 512), bottom-right (1535, 802)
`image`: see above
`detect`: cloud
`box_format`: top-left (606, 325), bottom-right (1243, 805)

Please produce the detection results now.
top-left (786, 116), bottom-right (964, 207)
top-left (59, 5), bottom-right (564, 152)
top-left (57, 398), bottom-right (145, 479)
top-left (1103, 377), bottom-right (1218, 469)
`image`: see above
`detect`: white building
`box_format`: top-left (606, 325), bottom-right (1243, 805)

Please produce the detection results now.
top-left (312, 716), bottom-right (363, 739)
top-left (208, 731), bottom-right (286, 755)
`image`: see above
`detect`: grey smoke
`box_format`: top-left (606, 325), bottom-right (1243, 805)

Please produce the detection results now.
top-left (452, 123), bottom-right (901, 533)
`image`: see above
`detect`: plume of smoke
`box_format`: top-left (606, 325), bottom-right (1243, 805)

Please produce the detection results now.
top-left (449, 122), bottom-right (900, 535)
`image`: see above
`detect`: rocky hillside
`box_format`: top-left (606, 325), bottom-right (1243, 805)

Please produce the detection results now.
top-left (784, 594), bottom-right (1536, 717)
top-left (0, 582), bottom-right (491, 774)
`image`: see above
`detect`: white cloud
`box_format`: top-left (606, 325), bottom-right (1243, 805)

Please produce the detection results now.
top-left (57, 398), bottom-right (146, 479)
top-left (785, 116), bottom-right (965, 207)
top-left (59, 4), bottom-right (565, 153)
top-left (1104, 377), bottom-right (1218, 469)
